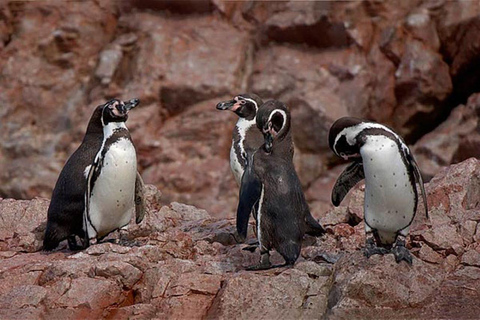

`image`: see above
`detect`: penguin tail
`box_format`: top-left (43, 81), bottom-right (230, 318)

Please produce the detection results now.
top-left (305, 214), bottom-right (326, 237)
top-left (278, 240), bottom-right (301, 265)
top-left (43, 224), bottom-right (62, 251)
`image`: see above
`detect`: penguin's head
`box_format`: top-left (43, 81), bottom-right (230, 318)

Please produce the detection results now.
top-left (101, 98), bottom-right (140, 125)
top-left (256, 100), bottom-right (290, 153)
top-left (328, 117), bottom-right (365, 160)
top-left (216, 93), bottom-right (263, 120)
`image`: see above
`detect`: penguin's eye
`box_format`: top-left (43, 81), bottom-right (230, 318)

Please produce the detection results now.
top-left (240, 100), bottom-right (246, 105)
top-left (340, 152), bottom-right (346, 157)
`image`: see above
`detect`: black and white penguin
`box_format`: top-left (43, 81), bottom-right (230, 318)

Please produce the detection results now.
top-left (328, 117), bottom-right (428, 264)
top-left (237, 100), bottom-right (325, 270)
top-left (43, 98), bottom-right (145, 251)
top-left (216, 93), bottom-right (264, 185)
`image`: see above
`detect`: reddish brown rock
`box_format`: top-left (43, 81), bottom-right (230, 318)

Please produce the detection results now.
top-left (0, 1), bottom-right (117, 199)
top-left (263, 2), bottom-right (351, 48)
top-left (393, 40), bottom-right (452, 141)
top-left (0, 159), bottom-right (480, 318)
top-left (0, 285), bottom-right (47, 309)
top-left (115, 12), bottom-right (249, 114)
top-left (461, 249), bottom-right (480, 267)
top-left (435, 1), bottom-right (480, 100)
top-left (413, 93), bottom-right (480, 180)
top-left (141, 98), bottom-right (238, 217)
top-left (0, 197), bottom-right (49, 252)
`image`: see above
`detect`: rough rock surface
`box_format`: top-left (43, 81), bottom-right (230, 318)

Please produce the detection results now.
top-left (413, 92), bottom-right (480, 180)
top-left (0, 158), bottom-right (479, 319)
top-left (1, 1), bottom-right (479, 218)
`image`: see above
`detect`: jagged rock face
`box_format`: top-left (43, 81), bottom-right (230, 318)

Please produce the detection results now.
top-left (0, 1), bottom-right (478, 218)
top-left (0, 158), bottom-right (479, 318)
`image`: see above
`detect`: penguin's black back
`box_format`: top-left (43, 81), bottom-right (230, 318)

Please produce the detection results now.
top-left (43, 107), bottom-right (103, 250)
top-left (254, 146), bottom-right (306, 262)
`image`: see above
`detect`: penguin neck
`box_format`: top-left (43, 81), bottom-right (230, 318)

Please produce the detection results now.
top-left (268, 132), bottom-right (294, 158)
top-left (236, 117), bottom-right (256, 129)
top-left (103, 121), bottom-right (127, 139)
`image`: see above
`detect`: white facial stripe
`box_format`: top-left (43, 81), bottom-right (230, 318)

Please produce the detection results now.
top-left (333, 122), bottom-right (409, 155)
top-left (242, 97), bottom-right (258, 111)
top-left (267, 109), bottom-right (287, 134)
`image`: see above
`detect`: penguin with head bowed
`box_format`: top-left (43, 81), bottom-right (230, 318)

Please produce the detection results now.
top-left (328, 117), bottom-right (428, 264)
top-left (217, 95), bottom-right (323, 244)
top-left (216, 93), bottom-right (265, 185)
top-left (43, 98), bottom-right (146, 251)
top-left (237, 100), bottom-right (325, 270)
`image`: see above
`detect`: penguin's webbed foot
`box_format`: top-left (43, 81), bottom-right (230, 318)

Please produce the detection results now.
top-left (242, 239), bottom-right (259, 252)
top-left (246, 252), bottom-right (272, 271)
top-left (364, 237), bottom-right (389, 258)
top-left (392, 238), bottom-right (412, 265)
top-left (67, 235), bottom-right (89, 251)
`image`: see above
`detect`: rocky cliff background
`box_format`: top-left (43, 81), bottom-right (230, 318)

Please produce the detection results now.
top-left (1, 1), bottom-right (480, 319)
top-left (1, 0), bottom-right (479, 218)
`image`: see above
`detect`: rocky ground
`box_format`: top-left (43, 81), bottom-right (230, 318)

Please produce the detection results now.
top-left (1, 1), bottom-right (480, 218)
top-left (0, 158), bottom-right (479, 319)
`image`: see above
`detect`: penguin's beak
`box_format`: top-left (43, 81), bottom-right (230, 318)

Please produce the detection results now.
top-left (124, 98), bottom-right (140, 111)
top-left (216, 99), bottom-right (237, 111)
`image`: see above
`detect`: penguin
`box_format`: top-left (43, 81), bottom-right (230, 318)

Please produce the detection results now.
top-left (216, 93), bottom-right (264, 185)
top-left (43, 98), bottom-right (145, 251)
top-left (236, 100), bottom-right (326, 270)
top-left (328, 117), bottom-right (428, 264)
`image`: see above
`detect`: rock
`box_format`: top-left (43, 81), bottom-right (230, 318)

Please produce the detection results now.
top-left (435, 1), bottom-right (480, 101)
top-left (166, 273), bottom-right (222, 296)
top-left (120, 0), bottom-right (215, 14)
top-left (263, 2), bottom-right (351, 48)
top-left (117, 13), bottom-right (249, 114)
top-left (0, 285), bottom-right (47, 309)
top-left (93, 261), bottom-right (143, 288)
top-left (0, 1), bottom-right (117, 200)
top-left (0, 158), bottom-right (480, 318)
top-left (393, 39), bottom-right (452, 141)
top-left (141, 99), bottom-right (238, 217)
top-left (55, 277), bottom-right (122, 309)
top-left (0, 197), bottom-right (49, 252)
top-left (461, 250), bottom-right (480, 267)
top-left (328, 251), bottom-right (443, 317)
top-left (413, 93), bottom-right (480, 180)
top-left (417, 243), bottom-right (443, 264)
top-left (206, 268), bottom-right (329, 319)
top-left (405, 8), bottom-right (440, 51)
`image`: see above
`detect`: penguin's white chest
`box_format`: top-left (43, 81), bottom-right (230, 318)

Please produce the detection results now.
top-left (230, 118), bottom-right (255, 185)
top-left (88, 138), bottom-right (137, 238)
top-left (230, 142), bottom-right (243, 186)
top-left (361, 136), bottom-right (415, 243)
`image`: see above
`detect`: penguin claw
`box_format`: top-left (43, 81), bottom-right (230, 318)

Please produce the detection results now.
top-left (242, 245), bottom-right (258, 253)
top-left (364, 246), bottom-right (389, 258)
top-left (392, 245), bottom-right (413, 265)
top-left (364, 238), bottom-right (389, 258)
top-left (246, 263), bottom-right (272, 271)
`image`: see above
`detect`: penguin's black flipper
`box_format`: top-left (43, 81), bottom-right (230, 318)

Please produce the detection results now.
top-left (332, 161), bottom-right (365, 206)
top-left (237, 161), bottom-right (261, 242)
top-left (407, 153), bottom-right (429, 219)
top-left (135, 171), bottom-right (146, 224)
top-left (84, 158), bottom-right (102, 248)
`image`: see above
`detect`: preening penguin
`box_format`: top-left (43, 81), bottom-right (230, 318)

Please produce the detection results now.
top-left (44, 98), bottom-right (146, 251)
top-left (216, 93), bottom-right (264, 185)
top-left (328, 117), bottom-right (428, 264)
top-left (237, 100), bottom-right (325, 270)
